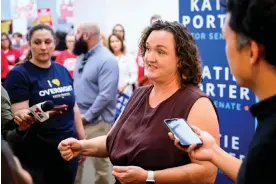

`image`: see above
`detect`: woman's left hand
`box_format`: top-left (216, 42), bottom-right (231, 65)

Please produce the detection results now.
top-left (112, 166), bottom-right (147, 184)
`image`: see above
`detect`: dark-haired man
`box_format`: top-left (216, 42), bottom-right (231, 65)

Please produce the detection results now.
top-left (170, 0), bottom-right (276, 183)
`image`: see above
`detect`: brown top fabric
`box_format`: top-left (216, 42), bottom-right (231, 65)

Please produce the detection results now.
top-left (106, 84), bottom-right (214, 171)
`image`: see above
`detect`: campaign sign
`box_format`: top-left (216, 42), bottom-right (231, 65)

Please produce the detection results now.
top-left (179, 0), bottom-right (256, 183)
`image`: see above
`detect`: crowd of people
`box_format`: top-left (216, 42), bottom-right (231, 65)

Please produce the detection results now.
top-left (2, 0), bottom-right (276, 184)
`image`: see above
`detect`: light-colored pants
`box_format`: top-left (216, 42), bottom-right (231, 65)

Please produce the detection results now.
top-left (75, 121), bottom-right (112, 184)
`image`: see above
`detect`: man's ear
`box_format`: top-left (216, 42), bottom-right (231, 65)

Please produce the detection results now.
top-left (249, 40), bottom-right (261, 65)
top-left (82, 32), bottom-right (89, 41)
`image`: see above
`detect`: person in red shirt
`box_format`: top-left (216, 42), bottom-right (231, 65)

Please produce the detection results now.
top-left (1, 50), bottom-right (9, 83)
top-left (55, 33), bottom-right (76, 77)
top-left (1, 33), bottom-right (21, 70)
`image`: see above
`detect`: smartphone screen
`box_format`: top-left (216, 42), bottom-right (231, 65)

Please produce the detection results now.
top-left (164, 118), bottom-right (202, 146)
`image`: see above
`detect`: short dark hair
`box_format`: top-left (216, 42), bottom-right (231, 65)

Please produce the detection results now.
top-left (223, 0), bottom-right (276, 67)
top-left (25, 24), bottom-right (56, 61)
top-left (139, 20), bottom-right (202, 87)
top-left (12, 32), bottom-right (23, 38)
top-left (108, 34), bottom-right (125, 54)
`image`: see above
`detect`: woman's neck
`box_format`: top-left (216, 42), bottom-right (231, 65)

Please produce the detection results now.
top-left (30, 59), bottom-right (51, 68)
top-left (114, 51), bottom-right (123, 56)
top-left (152, 75), bottom-right (181, 97)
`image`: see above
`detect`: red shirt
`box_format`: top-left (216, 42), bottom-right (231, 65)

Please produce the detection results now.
top-left (1, 50), bottom-right (9, 79)
top-left (20, 44), bottom-right (29, 55)
top-left (2, 48), bottom-right (21, 66)
top-left (55, 50), bottom-right (77, 77)
top-left (136, 49), bottom-right (145, 79)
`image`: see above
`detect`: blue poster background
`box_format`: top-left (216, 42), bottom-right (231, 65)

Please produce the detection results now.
top-left (179, 0), bottom-right (256, 183)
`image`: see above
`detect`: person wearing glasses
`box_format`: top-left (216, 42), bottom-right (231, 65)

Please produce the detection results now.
top-left (1, 32), bottom-right (22, 70)
top-left (169, 0), bottom-right (276, 184)
top-left (72, 22), bottom-right (119, 184)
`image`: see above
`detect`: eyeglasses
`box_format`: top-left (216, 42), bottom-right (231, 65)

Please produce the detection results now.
top-left (78, 51), bottom-right (94, 74)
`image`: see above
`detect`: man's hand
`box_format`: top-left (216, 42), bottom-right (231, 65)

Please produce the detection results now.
top-left (14, 109), bottom-right (35, 131)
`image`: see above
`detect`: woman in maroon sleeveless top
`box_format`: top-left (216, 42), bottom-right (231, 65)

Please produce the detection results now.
top-left (58, 21), bottom-right (220, 184)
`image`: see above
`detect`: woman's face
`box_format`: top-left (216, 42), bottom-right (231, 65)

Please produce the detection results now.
top-left (66, 35), bottom-right (75, 51)
top-left (144, 30), bottom-right (179, 83)
top-left (113, 25), bottom-right (124, 40)
top-left (30, 29), bottom-right (55, 63)
top-left (1, 35), bottom-right (10, 49)
top-left (110, 35), bottom-right (123, 53)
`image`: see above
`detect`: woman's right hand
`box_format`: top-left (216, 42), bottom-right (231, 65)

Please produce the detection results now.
top-left (168, 126), bottom-right (219, 162)
top-left (14, 109), bottom-right (36, 132)
top-left (58, 138), bottom-right (83, 161)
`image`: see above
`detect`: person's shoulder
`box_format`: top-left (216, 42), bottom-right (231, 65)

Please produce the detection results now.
top-left (52, 61), bottom-right (69, 71)
top-left (11, 48), bottom-right (21, 54)
top-left (98, 45), bottom-right (116, 59)
top-left (9, 61), bottom-right (28, 74)
top-left (183, 84), bottom-right (207, 97)
top-left (133, 85), bottom-right (153, 95)
top-left (52, 61), bottom-right (72, 80)
top-left (1, 86), bottom-right (9, 100)
top-left (123, 53), bottom-right (136, 61)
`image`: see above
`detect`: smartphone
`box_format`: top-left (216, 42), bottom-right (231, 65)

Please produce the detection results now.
top-left (164, 118), bottom-right (202, 147)
top-left (53, 104), bottom-right (68, 112)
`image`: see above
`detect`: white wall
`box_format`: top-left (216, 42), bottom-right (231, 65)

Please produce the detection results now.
top-left (73, 0), bottom-right (179, 53)
top-left (73, 0), bottom-right (108, 34)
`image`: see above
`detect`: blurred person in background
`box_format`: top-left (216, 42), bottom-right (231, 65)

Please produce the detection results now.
top-left (4, 24), bottom-right (85, 184)
top-left (56, 33), bottom-right (77, 77)
top-left (108, 34), bottom-right (138, 120)
top-left (12, 32), bottom-right (24, 49)
top-left (112, 24), bottom-right (125, 41)
top-left (170, 0), bottom-right (276, 183)
top-left (1, 50), bottom-right (9, 83)
top-left (2, 139), bottom-right (33, 184)
top-left (58, 21), bottom-right (219, 184)
top-left (1, 32), bottom-right (22, 70)
top-left (150, 14), bottom-right (162, 25)
top-left (52, 31), bottom-right (67, 60)
top-left (100, 32), bottom-right (109, 47)
top-left (1, 85), bottom-right (18, 146)
top-left (72, 22), bottom-right (119, 184)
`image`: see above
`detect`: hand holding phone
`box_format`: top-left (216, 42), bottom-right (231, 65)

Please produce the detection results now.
top-left (53, 104), bottom-right (68, 112)
top-left (164, 118), bottom-right (202, 147)
top-left (48, 104), bottom-right (68, 117)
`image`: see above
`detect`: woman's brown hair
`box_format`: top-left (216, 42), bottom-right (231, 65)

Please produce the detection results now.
top-left (1, 32), bottom-right (13, 50)
top-left (139, 20), bottom-right (202, 87)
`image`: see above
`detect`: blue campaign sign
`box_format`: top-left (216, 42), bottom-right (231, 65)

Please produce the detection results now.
top-left (179, 0), bottom-right (256, 183)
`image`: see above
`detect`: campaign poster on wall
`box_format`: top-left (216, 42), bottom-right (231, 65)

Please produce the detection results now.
top-left (179, 0), bottom-right (256, 183)
top-left (37, 8), bottom-right (53, 27)
top-left (10, 0), bottom-right (38, 35)
top-left (1, 20), bottom-right (13, 34)
top-left (56, 0), bottom-right (75, 31)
